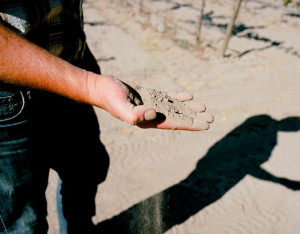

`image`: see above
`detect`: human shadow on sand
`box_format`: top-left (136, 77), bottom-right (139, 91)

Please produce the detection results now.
top-left (96, 115), bottom-right (300, 233)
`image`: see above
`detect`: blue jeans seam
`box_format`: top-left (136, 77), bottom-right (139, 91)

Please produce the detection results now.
top-left (0, 214), bottom-right (8, 234)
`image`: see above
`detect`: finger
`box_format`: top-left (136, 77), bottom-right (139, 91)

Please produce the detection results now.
top-left (124, 103), bottom-right (157, 125)
top-left (126, 86), bottom-right (142, 104)
top-left (112, 97), bottom-right (156, 125)
top-left (168, 92), bottom-right (193, 102)
top-left (122, 80), bottom-right (136, 88)
top-left (125, 84), bottom-right (143, 105)
top-left (191, 119), bottom-right (210, 131)
top-left (186, 102), bottom-right (206, 112)
top-left (133, 95), bottom-right (142, 105)
top-left (138, 114), bottom-right (211, 131)
top-left (155, 118), bottom-right (210, 131)
top-left (133, 105), bottom-right (157, 122)
top-left (196, 112), bottom-right (214, 123)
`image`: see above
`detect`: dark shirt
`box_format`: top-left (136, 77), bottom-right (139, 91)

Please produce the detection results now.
top-left (0, 0), bottom-right (86, 62)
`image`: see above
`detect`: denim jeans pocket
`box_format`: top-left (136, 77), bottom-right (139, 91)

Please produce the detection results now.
top-left (0, 90), bottom-right (25, 125)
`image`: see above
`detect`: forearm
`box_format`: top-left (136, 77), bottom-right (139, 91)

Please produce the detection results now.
top-left (0, 24), bottom-right (213, 130)
top-left (0, 24), bottom-right (96, 104)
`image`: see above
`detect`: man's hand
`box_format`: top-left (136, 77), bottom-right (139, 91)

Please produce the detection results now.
top-left (137, 91), bottom-right (214, 131)
top-left (0, 24), bottom-right (213, 131)
top-left (88, 74), bottom-right (213, 131)
top-left (88, 74), bottom-right (157, 125)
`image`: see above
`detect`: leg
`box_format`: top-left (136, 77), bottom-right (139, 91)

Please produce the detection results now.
top-left (56, 178), bottom-right (67, 234)
top-left (0, 89), bottom-right (49, 234)
top-left (58, 45), bottom-right (108, 233)
top-left (34, 92), bottom-right (109, 234)
top-left (35, 44), bottom-right (107, 233)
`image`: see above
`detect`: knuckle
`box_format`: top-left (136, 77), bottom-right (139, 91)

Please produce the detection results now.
top-left (127, 114), bottom-right (139, 126)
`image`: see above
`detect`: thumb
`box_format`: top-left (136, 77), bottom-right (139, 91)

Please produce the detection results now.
top-left (132, 105), bottom-right (157, 124)
top-left (121, 104), bottom-right (156, 125)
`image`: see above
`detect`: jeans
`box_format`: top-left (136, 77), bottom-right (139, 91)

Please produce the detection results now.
top-left (0, 89), bottom-right (49, 233)
top-left (0, 88), bottom-right (109, 234)
top-left (0, 47), bottom-right (110, 233)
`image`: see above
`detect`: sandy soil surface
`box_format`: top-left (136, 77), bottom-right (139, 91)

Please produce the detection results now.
top-left (46, 0), bottom-right (300, 233)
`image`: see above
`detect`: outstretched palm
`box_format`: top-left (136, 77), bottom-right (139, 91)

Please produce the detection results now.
top-left (90, 75), bottom-right (213, 131)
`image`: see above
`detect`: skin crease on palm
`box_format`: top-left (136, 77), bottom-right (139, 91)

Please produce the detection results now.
top-left (93, 75), bottom-right (214, 131)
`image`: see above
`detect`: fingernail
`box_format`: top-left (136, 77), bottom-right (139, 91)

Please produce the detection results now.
top-left (144, 109), bottom-right (156, 121)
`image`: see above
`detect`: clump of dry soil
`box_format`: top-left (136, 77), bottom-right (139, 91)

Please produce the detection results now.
top-left (134, 85), bottom-right (197, 126)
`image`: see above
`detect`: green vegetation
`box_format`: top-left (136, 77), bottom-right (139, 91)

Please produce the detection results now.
top-left (283, 0), bottom-right (300, 7)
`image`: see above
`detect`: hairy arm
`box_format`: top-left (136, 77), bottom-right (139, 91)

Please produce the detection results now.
top-left (0, 24), bottom-right (213, 130)
top-left (0, 24), bottom-right (157, 124)
top-left (0, 23), bottom-right (91, 103)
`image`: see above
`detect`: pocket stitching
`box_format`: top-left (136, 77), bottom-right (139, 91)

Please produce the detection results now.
top-left (0, 91), bottom-right (25, 123)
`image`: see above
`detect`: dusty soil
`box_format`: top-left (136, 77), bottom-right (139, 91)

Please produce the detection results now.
top-left (134, 84), bottom-right (197, 127)
top-left (46, 1), bottom-right (300, 233)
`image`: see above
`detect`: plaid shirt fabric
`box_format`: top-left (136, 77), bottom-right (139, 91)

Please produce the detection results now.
top-left (0, 0), bottom-right (86, 62)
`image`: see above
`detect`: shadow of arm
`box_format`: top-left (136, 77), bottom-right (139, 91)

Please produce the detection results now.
top-left (250, 167), bottom-right (300, 191)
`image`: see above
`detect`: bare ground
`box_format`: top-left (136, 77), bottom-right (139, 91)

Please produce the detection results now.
top-left (46, 1), bottom-right (300, 233)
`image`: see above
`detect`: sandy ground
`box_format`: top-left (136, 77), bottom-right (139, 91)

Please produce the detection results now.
top-left (46, 0), bottom-right (300, 233)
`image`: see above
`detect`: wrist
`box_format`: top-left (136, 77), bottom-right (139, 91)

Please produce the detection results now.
top-left (84, 71), bottom-right (97, 105)
top-left (85, 71), bottom-right (107, 108)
